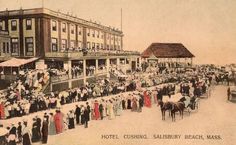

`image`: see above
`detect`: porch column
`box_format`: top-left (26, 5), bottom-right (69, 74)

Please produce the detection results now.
top-left (83, 59), bottom-right (86, 84)
top-left (117, 58), bottom-right (120, 67)
top-left (95, 59), bottom-right (98, 74)
top-left (106, 58), bottom-right (110, 77)
top-left (64, 60), bottom-right (72, 88)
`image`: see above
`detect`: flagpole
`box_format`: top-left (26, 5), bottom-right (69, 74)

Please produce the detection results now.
top-left (42, 0), bottom-right (44, 8)
top-left (19, 0), bottom-right (22, 9)
top-left (121, 8), bottom-right (122, 31)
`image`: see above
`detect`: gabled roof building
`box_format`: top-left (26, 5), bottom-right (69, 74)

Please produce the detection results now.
top-left (141, 43), bottom-right (194, 68)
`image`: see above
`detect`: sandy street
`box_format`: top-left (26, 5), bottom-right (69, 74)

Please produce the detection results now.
top-left (27, 85), bottom-right (236, 145)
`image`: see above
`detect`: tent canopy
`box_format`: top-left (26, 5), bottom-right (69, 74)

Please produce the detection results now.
top-left (0, 57), bottom-right (39, 67)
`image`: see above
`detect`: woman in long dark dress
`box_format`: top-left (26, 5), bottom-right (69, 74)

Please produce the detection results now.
top-left (41, 118), bottom-right (48, 144)
top-left (17, 122), bottom-right (22, 143)
top-left (22, 121), bottom-right (31, 145)
top-left (127, 97), bottom-right (132, 109)
top-left (122, 99), bottom-right (126, 110)
top-left (31, 119), bottom-right (39, 143)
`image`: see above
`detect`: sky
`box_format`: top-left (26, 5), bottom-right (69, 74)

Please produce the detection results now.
top-left (0, 0), bottom-right (235, 65)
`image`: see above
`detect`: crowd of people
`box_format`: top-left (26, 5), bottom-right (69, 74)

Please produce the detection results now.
top-left (0, 69), bottom-right (50, 119)
top-left (71, 66), bottom-right (83, 79)
top-left (0, 63), bottom-right (231, 145)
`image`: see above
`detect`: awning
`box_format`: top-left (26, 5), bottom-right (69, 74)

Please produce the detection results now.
top-left (0, 57), bottom-right (39, 67)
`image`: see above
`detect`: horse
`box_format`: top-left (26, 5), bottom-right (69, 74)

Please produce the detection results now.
top-left (158, 101), bottom-right (172, 120)
top-left (170, 102), bottom-right (185, 122)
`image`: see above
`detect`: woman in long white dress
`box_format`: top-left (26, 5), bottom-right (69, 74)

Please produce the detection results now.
top-left (108, 100), bottom-right (115, 120)
top-left (116, 98), bottom-right (122, 116)
top-left (101, 100), bottom-right (106, 118)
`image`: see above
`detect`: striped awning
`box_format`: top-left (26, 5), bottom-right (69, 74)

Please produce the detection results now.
top-left (0, 57), bottom-right (39, 67)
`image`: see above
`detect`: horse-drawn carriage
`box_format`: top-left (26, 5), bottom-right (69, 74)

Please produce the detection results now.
top-left (159, 93), bottom-right (200, 122)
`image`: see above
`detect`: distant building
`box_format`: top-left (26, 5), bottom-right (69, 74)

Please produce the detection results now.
top-left (141, 43), bottom-right (194, 68)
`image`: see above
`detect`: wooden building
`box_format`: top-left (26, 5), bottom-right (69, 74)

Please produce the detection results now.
top-left (141, 43), bottom-right (194, 68)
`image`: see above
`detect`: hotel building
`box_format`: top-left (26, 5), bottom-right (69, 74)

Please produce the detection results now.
top-left (0, 8), bottom-right (140, 92)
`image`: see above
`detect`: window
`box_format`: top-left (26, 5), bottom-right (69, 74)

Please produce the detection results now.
top-left (97, 31), bottom-right (100, 38)
top-left (107, 45), bottom-right (109, 50)
top-left (87, 28), bottom-right (90, 36)
top-left (51, 38), bottom-right (58, 52)
top-left (101, 44), bottom-right (104, 49)
top-left (96, 43), bottom-right (100, 49)
top-left (92, 42), bottom-right (95, 49)
top-left (26, 19), bottom-right (32, 30)
top-left (6, 42), bottom-right (9, 53)
top-left (61, 39), bottom-right (67, 51)
top-left (101, 33), bottom-right (104, 39)
top-left (3, 42), bottom-right (10, 53)
top-left (87, 42), bottom-right (90, 49)
top-left (0, 21), bottom-right (3, 30)
top-left (62, 23), bottom-right (66, 33)
top-left (78, 41), bottom-right (82, 49)
top-left (25, 37), bottom-right (34, 56)
top-left (126, 58), bottom-right (130, 64)
top-left (70, 41), bottom-right (75, 48)
top-left (2, 42), bottom-right (5, 53)
top-left (52, 20), bottom-right (57, 31)
top-left (11, 38), bottom-right (19, 55)
top-left (71, 25), bottom-right (74, 34)
top-left (92, 30), bottom-right (95, 37)
top-left (78, 27), bottom-right (81, 35)
top-left (11, 20), bottom-right (17, 31)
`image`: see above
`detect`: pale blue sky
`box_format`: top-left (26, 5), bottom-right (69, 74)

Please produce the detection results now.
top-left (0, 0), bottom-right (235, 64)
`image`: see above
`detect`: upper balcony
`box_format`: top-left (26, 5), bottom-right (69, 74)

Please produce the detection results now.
top-left (45, 51), bottom-right (83, 58)
top-left (45, 50), bottom-right (140, 59)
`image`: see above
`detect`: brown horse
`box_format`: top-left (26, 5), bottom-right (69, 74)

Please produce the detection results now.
top-left (171, 102), bottom-right (185, 122)
top-left (158, 101), bottom-right (172, 120)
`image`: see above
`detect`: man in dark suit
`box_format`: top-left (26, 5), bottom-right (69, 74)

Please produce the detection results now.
top-left (84, 108), bottom-right (90, 128)
top-left (86, 102), bottom-right (91, 121)
top-left (227, 87), bottom-right (231, 101)
top-left (75, 105), bottom-right (81, 125)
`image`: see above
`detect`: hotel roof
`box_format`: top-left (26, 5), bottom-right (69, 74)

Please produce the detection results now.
top-left (0, 8), bottom-right (122, 35)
